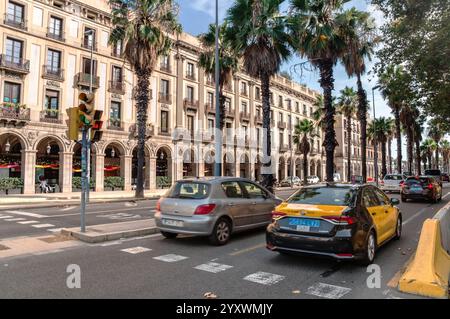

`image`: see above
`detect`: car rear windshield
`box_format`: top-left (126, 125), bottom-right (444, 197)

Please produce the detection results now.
top-left (384, 175), bottom-right (403, 180)
top-left (406, 177), bottom-right (429, 185)
top-left (425, 170), bottom-right (441, 176)
top-left (166, 182), bottom-right (210, 199)
top-left (287, 187), bottom-right (356, 206)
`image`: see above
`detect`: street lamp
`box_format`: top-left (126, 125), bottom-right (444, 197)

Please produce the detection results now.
top-left (4, 140), bottom-right (10, 153)
top-left (111, 148), bottom-right (116, 158)
top-left (372, 85), bottom-right (380, 186)
top-left (213, 0), bottom-right (222, 177)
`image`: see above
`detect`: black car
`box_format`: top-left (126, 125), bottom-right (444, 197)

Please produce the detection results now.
top-left (424, 169), bottom-right (442, 186)
top-left (266, 184), bottom-right (402, 265)
top-left (401, 176), bottom-right (442, 203)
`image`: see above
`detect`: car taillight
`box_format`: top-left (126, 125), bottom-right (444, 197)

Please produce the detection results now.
top-left (380, 180), bottom-right (384, 185)
top-left (428, 183), bottom-right (433, 190)
top-left (322, 215), bottom-right (356, 225)
top-left (400, 181), bottom-right (405, 187)
top-left (271, 211), bottom-right (286, 222)
top-left (194, 204), bottom-right (216, 215)
top-left (155, 199), bottom-right (161, 213)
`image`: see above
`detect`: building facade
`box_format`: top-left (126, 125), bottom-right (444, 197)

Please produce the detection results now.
top-left (333, 113), bottom-right (383, 182)
top-left (0, 0), bottom-right (324, 194)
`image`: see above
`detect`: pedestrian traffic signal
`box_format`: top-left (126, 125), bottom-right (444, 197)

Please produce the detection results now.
top-left (78, 92), bottom-right (95, 126)
top-left (66, 107), bottom-right (81, 141)
top-left (90, 110), bottom-right (104, 142)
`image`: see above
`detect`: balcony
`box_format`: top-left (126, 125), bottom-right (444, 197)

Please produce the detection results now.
top-left (40, 110), bottom-right (62, 124)
top-left (158, 93), bottom-right (172, 104)
top-left (202, 131), bottom-right (215, 143)
top-left (42, 65), bottom-right (64, 81)
top-left (183, 99), bottom-right (199, 112)
top-left (205, 78), bottom-right (214, 86)
top-left (129, 123), bottom-right (154, 138)
top-left (254, 114), bottom-right (263, 125)
top-left (185, 73), bottom-right (196, 81)
top-left (225, 108), bottom-right (235, 118)
top-left (0, 104), bottom-right (30, 123)
top-left (278, 121), bottom-right (287, 129)
top-left (205, 103), bottom-right (215, 114)
top-left (240, 111), bottom-right (250, 122)
top-left (81, 39), bottom-right (97, 52)
top-left (4, 14), bottom-right (27, 30)
top-left (46, 28), bottom-right (65, 42)
top-left (107, 119), bottom-right (124, 131)
top-left (108, 80), bottom-right (125, 95)
top-left (0, 54), bottom-right (30, 74)
top-left (111, 48), bottom-right (122, 58)
top-left (224, 83), bottom-right (233, 92)
top-left (279, 144), bottom-right (289, 152)
top-left (160, 64), bottom-right (171, 73)
top-left (75, 73), bottom-right (100, 89)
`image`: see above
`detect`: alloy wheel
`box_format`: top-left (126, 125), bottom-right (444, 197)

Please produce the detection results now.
top-left (216, 221), bottom-right (230, 243)
top-left (367, 233), bottom-right (375, 262)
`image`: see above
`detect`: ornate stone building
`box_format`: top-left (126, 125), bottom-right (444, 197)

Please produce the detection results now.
top-left (0, 0), bottom-right (323, 194)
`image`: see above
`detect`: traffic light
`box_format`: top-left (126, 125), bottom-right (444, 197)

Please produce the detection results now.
top-left (66, 107), bottom-right (81, 141)
top-left (90, 110), bottom-right (104, 142)
top-left (78, 92), bottom-right (95, 126)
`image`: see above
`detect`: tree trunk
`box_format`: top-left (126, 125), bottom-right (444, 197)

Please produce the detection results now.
top-left (303, 149), bottom-right (308, 186)
top-left (356, 74), bottom-right (368, 182)
top-left (260, 72), bottom-right (274, 193)
top-left (381, 139), bottom-right (387, 177)
top-left (388, 138), bottom-right (392, 174)
top-left (415, 137), bottom-right (421, 175)
top-left (428, 153), bottom-right (432, 169)
top-left (135, 69), bottom-right (150, 198)
top-left (346, 115), bottom-right (352, 182)
top-left (394, 107), bottom-right (402, 173)
top-left (435, 146), bottom-right (439, 169)
top-left (407, 128), bottom-right (413, 173)
top-left (319, 59), bottom-right (336, 182)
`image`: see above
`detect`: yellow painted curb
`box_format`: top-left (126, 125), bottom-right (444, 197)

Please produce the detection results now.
top-left (398, 219), bottom-right (450, 298)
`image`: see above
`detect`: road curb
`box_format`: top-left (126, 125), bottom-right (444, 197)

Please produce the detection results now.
top-left (60, 219), bottom-right (158, 243)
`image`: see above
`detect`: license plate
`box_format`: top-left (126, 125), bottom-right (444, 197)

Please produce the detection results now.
top-left (162, 219), bottom-right (184, 227)
top-left (288, 218), bottom-right (320, 228)
top-left (410, 186), bottom-right (422, 192)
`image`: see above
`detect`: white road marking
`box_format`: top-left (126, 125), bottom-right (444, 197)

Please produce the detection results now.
top-left (18, 220), bottom-right (39, 224)
top-left (153, 254), bottom-right (188, 263)
top-left (101, 242), bottom-right (122, 247)
top-left (121, 246), bottom-right (152, 254)
top-left (47, 228), bottom-right (64, 233)
top-left (243, 271), bottom-right (285, 286)
top-left (5, 218), bottom-right (26, 221)
top-left (194, 262), bottom-right (233, 273)
top-left (306, 283), bottom-right (351, 299)
top-left (4, 210), bottom-right (46, 218)
top-left (98, 212), bottom-right (142, 220)
top-left (41, 206), bottom-right (155, 218)
top-left (0, 216), bottom-right (13, 219)
top-left (60, 206), bottom-right (76, 212)
top-left (31, 223), bottom-right (55, 228)
top-left (402, 207), bottom-right (428, 225)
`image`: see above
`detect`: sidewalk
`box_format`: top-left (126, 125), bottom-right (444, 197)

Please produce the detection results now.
top-left (0, 189), bottom-right (166, 210)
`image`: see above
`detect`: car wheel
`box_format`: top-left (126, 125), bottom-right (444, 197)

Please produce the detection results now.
top-left (160, 231), bottom-right (178, 239)
top-left (432, 193), bottom-right (438, 204)
top-left (209, 218), bottom-right (231, 246)
top-left (439, 191), bottom-right (442, 201)
top-left (359, 231), bottom-right (376, 266)
top-left (394, 215), bottom-right (402, 240)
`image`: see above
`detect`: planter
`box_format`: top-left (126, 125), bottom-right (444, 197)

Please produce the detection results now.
top-left (0, 188), bottom-right (23, 195)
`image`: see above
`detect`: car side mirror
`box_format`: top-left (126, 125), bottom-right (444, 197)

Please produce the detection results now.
top-left (390, 198), bottom-right (400, 206)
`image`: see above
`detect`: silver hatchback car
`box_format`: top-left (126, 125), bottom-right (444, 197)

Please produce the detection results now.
top-left (154, 177), bottom-right (282, 245)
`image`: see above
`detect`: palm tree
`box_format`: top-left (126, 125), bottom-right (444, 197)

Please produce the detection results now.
top-left (198, 22), bottom-right (238, 131)
top-left (421, 139), bottom-right (436, 170)
top-left (428, 119), bottom-right (443, 168)
top-left (340, 8), bottom-right (378, 183)
top-left (414, 116), bottom-right (425, 175)
top-left (226, 0), bottom-right (291, 192)
top-left (293, 119), bottom-right (317, 185)
top-left (109, 0), bottom-right (180, 198)
top-left (440, 140), bottom-right (450, 173)
top-left (337, 86), bottom-right (357, 181)
top-left (385, 118), bottom-right (395, 174)
top-left (400, 104), bottom-right (419, 174)
top-left (368, 117), bottom-right (390, 178)
top-left (378, 65), bottom-right (407, 174)
top-left (289, 0), bottom-right (358, 182)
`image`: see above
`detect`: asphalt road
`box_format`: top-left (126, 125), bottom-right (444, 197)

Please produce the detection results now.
top-left (0, 185), bottom-right (448, 298)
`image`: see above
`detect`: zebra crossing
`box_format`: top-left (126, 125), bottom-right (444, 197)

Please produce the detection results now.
top-left (0, 212), bottom-right (59, 234)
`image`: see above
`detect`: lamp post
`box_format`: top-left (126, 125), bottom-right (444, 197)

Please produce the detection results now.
top-left (84, 29), bottom-right (94, 203)
top-left (372, 85), bottom-right (379, 186)
top-left (213, 0), bottom-right (222, 177)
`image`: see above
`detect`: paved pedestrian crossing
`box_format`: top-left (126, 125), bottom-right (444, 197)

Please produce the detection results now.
top-left (0, 213), bottom-right (59, 234)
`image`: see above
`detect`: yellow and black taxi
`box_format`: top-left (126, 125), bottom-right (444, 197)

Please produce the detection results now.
top-left (266, 183), bottom-right (402, 265)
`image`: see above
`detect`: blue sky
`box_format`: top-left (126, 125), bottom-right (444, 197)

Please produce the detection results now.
top-left (178, 0), bottom-right (407, 156)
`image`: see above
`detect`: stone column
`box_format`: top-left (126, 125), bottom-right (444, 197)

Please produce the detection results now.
top-left (59, 151), bottom-right (73, 193)
top-left (145, 156), bottom-right (150, 189)
top-left (149, 156), bottom-right (157, 190)
top-left (175, 54), bottom-right (185, 128)
top-left (198, 159), bottom-right (205, 178)
top-left (120, 155), bottom-right (133, 191)
top-left (94, 153), bottom-right (105, 192)
top-left (250, 161), bottom-right (255, 180)
top-left (22, 150), bottom-right (37, 194)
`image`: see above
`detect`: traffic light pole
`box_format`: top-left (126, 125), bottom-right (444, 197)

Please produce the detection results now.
top-left (80, 127), bottom-right (87, 232)
top-left (86, 31), bottom-right (94, 203)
